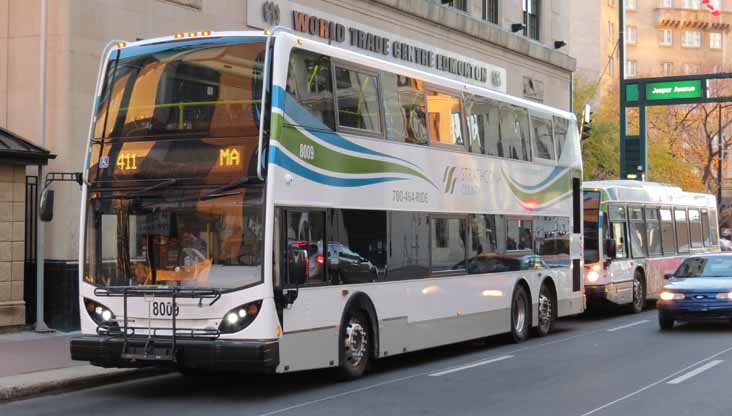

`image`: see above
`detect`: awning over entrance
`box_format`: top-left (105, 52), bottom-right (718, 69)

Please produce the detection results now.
top-left (0, 127), bottom-right (56, 165)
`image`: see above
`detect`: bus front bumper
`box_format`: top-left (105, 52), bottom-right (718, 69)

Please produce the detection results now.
top-left (70, 336), bottom-right (279, 373)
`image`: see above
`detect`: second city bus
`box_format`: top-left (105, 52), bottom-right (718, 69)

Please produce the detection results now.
top-left (583, 180), bottom-right (719, 312)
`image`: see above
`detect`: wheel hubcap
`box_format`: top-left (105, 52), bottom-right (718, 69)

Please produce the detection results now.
top-left (539, 293), bottom-right (552, 331)
top-left (344, 319), bottom-right (367, 368)
top-left (514, 295), bottom-right (527, 333)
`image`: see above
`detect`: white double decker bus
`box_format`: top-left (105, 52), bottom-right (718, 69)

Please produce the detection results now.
top-left (583, 181), bottom-right (719, 312)
top-left (69, 29), bottom-right (584, 379)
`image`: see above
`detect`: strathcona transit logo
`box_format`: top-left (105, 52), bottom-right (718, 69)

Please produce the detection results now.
top-left (443, 166), bottom-right (458, 194)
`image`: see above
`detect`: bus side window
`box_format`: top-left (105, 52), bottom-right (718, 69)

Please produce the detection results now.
top-left (285, 49), bottom-right (335, 131)
top-left (381, 73), bottom-right (428, 145)
top-left (611, 223), bottom-right (628, 259)
top-left (701, 209), bottom-right (711, 246)
top-left (675, 208), bottom-right (690, 254)
top-left (284, 210), bottom-right (326, 286)
top-left (660, 208), bottom-right (676, 256)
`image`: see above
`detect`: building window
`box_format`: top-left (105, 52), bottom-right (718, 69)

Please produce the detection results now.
top-left (713, 64), bottom-right (722, 73)
top-left (711, 0), bottom-right (722, 10)
top-left (662, 62), bottom-right (673, 75)
top-left (625, 60), bottom-right (638, 77)
top-left (681, 31), bottom-right (702, 48)
top-left (442, 0), bottom-right (468, 12)
top-left (609, 0), bottom-right (616, 6)
top-left (523, 0), bottom-right (540, 40)
top-left (710, 32), bottom-right (723, 49)
top-left (609, 21), bottom-right (615, 41)
top-left (626, 26), bottom-right (638, 44)
top-left (659, 29), bottom-right (673, 46)
top-left (483, 0), bottom-right (498, 23)
top-left (658, 0), bottom-right (673, 7)
top-left (625, 0), bottom-right (638, 9)
top-left (683, 0), bottom-right (701, 9)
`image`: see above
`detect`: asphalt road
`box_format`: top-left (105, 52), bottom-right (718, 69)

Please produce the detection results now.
top-left (3, 306), bottom-right (732, 416)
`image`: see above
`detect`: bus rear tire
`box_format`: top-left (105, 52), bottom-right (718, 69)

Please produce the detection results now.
top-left (535, 282), bottom-right (556, 337)
top-left (631, 271), bottom-right (646, 314)
top-left (336, 309), bottom-right (371, 381)
top-left (511, 284), bottom-right (531, 343)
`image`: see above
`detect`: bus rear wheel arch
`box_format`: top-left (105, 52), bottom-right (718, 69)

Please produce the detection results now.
top-left (510, 281), bottom-right (532, 343)
top-left (535, 278), bottom-right (557, 337)
top-left (336, 293), bottom-right (379, 380)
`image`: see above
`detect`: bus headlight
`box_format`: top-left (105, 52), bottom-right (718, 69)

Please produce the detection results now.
top-left (84, 298), bottom-right (116, 325)
top-left (586, 264), bottom-right (602, 283)
top-left (715, 292), bottom-right (732, 300)
top-left (660, 291), bottom-right (684, 301)
top-left (219, 300), bottom-right (262, 334)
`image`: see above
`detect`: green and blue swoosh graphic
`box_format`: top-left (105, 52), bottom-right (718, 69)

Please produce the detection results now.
top-left (269, 86), bottom-right (437, 189)
top-left (502, 166), bottom-right (574, 211)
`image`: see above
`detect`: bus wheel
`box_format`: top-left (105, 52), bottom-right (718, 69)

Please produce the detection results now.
top-left (631, 271), bottom-right (646, 314)
top-left (511, 284), bottom-right (531, 343)
top-left (337, 310), bottom-right (370, 380)
top-left (535, 283), bottom-right (556, 337)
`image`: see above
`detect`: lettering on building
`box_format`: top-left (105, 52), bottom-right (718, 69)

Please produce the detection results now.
top-left (292, 11), bottom-right (490, 85)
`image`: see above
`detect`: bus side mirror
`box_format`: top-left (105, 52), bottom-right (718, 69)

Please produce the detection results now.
top-left (604, 238), bottom-right (617, 260)
top-left (287, 249), bottom-right (308, 286)
top-left (39, 189), bottom-right (55, 222)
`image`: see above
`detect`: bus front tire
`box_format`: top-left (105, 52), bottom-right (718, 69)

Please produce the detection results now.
top-left (631, 271), bottom-right (646, 314)
top-left (535, 282), bottom-right (556, 337)
top-left (337, 309), bottom-right (371, 380)
top-left (511, 284), bottom-right (531, 343)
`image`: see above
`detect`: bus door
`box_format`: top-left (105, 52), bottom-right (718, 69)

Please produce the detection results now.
top-left (607, 205), bottom-right (634, 288)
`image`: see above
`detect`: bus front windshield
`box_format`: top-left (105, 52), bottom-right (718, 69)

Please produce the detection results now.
top-left (583, 191), bottom-right (601, 263)
top-left (84, 187), bottom-right (263, 290)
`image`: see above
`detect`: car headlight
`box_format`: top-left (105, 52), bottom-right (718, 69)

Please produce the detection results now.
top-left (218, 300), bottom-right (262, 334)
top-left (715, 292), bottom-right (732, 300)
top-left (84, 298), bottom-right (116, 325)
top-left (660, 291), bottom-right (684, 301)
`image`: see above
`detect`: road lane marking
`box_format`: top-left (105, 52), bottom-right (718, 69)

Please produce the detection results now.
top-left (255, 373), bottom-right (427, 416)
top-left (429, 355), bottom-right (514, 377)
top-left (667, 360), bottom-right (724, 385)
top-left (605, 320), bottom-right (650, 332)
top-left (579, 345), bottom-right (732, 416)
top-left (257, 312), bottom-right (656, 416)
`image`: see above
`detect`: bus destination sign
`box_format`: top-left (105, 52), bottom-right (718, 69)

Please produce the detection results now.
top-left (645, 80), bottom-right (704, 101)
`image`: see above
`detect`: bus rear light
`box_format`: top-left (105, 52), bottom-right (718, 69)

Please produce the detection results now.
top-left (316, 255), bottom-right (324, 265)
top-left (116, 41), bottom-right (127, 48)
top-left (175, 33), bottom-right (185, 39)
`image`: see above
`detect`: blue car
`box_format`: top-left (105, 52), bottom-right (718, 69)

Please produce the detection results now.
top-left (658, 254), bottom-right (732, 330)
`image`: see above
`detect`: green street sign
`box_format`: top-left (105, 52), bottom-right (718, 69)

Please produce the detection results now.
top-left (645, 80), bottom-right (703, 101)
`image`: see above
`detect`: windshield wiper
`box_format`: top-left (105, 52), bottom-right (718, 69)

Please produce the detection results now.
top-left (200, 176), bottom-right (263, 200)
top-left (130, 178), bottom-right (177, 197)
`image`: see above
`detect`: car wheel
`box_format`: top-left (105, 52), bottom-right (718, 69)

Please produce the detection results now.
top-left (336, 310), bottom-right (370, 380)
top-left (631, 271), bottom-right (646, 314)
top-left (511, 285), bottom-right (531, 343)
top-left (535, 283), bottom-right (556, 337)
top-left (659, 311), bottom-right (674, 331)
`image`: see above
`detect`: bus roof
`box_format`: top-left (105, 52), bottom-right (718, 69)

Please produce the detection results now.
top-left (583, 180), bottom-right (716, 208)
top-left (112, 29), bottom-right (577, 122)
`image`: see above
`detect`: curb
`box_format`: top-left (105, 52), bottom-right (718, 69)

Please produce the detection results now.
top-left (0, 366), bottom-right (169, 403)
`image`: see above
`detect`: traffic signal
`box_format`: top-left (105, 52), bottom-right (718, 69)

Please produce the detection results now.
top-left (579, 104), bottom-right (593, 141)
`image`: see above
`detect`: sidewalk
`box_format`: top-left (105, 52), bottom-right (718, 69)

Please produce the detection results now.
top-left (0, 330), bottom-right (160, 402)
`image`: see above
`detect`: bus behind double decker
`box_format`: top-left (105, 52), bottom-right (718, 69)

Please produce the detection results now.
top-left (582, 181), bottom-right (720, 312)
top-left (71, 29), bottom-right (585, 378)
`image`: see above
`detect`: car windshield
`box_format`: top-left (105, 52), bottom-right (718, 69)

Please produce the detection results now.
top-left (674, 256), bottom-right (732, 278)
